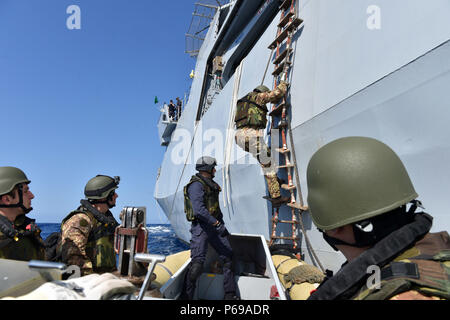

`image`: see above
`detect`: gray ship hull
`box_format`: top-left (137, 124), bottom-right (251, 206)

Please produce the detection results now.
top-left (155, 0), bottom-right (450, 272)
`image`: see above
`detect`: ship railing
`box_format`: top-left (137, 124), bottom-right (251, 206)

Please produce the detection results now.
top-left (185, 0), bottom-right (233, 58)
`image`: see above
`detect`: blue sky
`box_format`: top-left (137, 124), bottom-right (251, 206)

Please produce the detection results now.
top-left (0, 0), bottom-right (199, 223)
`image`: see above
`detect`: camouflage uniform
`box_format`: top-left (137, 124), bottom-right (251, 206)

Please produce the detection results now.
top-left (234, 81), bottom-right (288, 198)
top-left (59, 205), bottom-right (118, 276)
top-left (308, 213), bottom-right (450, 300)
top-left (352, 231), bottom-right (450, 300)
top-left (0, 214), bottom-right (45, 261)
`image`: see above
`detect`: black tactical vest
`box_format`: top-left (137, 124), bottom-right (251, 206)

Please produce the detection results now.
top-left (184, 174), bottom-right (222, 222)
top-left (0, 214), bottom-right (45, 261)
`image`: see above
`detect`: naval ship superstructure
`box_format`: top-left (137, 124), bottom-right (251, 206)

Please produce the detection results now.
top-left (155, 0), bottom-right (450, 273)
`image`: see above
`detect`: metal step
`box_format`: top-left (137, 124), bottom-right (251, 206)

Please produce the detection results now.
top-left (273, 47), bottom-right (292, 65)
top-left (272, 218), bottom-right (298, 224)
top-left (287, 202), bottom-right (308, 211)
top-left (281, 184), bottom-right (296, 191)
top-left (271, 236), bottom-right (299, 240)
top-left (277, 163), bottom-right (294, 169)
top-left (276, 147), bottom-right (290, 154)
top-left (269, 102), bottom-right (286, 117)
top-left (280, 0), bottom-right (293, 11)
top-left (269, 17), bottom-right (304, 49)
top-left (278, 11), bottom-right (295, 28)
top-left (272, 60), bottom-right (291, 76)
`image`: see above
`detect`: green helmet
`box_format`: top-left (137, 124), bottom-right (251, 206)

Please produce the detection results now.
top-left (84, 175), bottom-right (120, 200)
top-left (0, 167), bottom-right (31, 196)
top-left (254, 85), bottom-right (270, 93)
top-left (306, 137), bottom-right (418, 231)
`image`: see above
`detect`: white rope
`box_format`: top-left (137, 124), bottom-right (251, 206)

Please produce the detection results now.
top-left (222, 59), bottom-right (244, 208)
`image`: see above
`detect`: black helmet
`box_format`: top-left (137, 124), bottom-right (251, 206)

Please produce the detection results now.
top-left (196, 156), bottom-right (217, 173)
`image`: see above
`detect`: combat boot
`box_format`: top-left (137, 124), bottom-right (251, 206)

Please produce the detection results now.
top-left (263, 195), bottom-right (290, 207)
top-left (224, 292), bottom-right (240, 300)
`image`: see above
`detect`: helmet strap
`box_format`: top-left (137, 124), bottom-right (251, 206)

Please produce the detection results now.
top-left (0, 185), bottom-right (32, 214)
top-left (322, 204), bottom-right (417, 251)
top-left (88, 190), bottom-right (116, 208)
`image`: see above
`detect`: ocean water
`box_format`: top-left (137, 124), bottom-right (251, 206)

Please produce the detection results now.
top-left (39, 223), bottom-right (190, 256)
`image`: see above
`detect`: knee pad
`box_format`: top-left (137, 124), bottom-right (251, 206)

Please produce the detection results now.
top-left (188, 261), bottom-right (203, 282)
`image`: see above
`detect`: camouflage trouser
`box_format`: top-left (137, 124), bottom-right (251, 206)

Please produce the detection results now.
top-left (235, 127), bottom-right (280, 198)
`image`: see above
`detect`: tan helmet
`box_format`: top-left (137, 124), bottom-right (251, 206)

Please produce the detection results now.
top-left (306, 137), bottom-right (418, 231)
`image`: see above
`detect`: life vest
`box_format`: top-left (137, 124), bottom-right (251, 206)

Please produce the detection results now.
top-left (234, 92), bottom-right (268, 129)
top-left (0, 214), bottom-right (45, 261)
top-left (59, 202), bottom-right (118, 273)
top-left (184, 174), bottom-right (222, 222)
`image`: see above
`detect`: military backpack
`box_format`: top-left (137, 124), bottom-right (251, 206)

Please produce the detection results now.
top-left (234, 92), bottom-right (268, 129)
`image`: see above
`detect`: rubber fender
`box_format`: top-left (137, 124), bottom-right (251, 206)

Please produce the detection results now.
top-left (272, 255), bottom-right (307, 287)
top-left (152, 250), bottom-right (190, 288)
top-left (271, 255), bottom-right (321, 300)
top-left (289, 282), bottom-right (320, 300)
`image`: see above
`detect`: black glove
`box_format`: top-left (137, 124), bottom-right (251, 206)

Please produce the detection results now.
top-left (214, 222), bottom-right (229, 237)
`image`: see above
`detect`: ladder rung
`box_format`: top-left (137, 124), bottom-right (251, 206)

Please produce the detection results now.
top-left (272, 61), bottom-right (291, 76)
top-left (290, 17), bottom-right (304, 30)
top-left (280, 0), bottom-right (293, 10)
top-left (281, 184), bottom-right (296, 191)
top-left (269, 103), bottom-right (286, 117)
top-left (287, 202), bottom-right (308, 211)
top-left (277, 163), bottom-right (294, 169)
top-left (278, 11), bottom-right (295, 28)
top-left (276, 147), bottom-right (290, 154)
top-left (269, 29), bottom-right (290, 49)
top-left (273, 219), bottom-right (298, 224)
top-left (268, 18), bottom-right (303, 49)
top-left (271, 236), bottom-right (299, 240)
top-left (276, 121), bottom-right (288, 129)
top-left (273, 47), bottom-right (292, 65)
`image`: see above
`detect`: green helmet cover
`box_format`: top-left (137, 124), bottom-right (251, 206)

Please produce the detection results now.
top-left (84, 175), bottom-right (119, 200)
top-left (254, 85), bottom-right (270, 93)
top-left (0, 167), bottom-right (31, 196)
top-left (306, 137), bottom-right (418, 231)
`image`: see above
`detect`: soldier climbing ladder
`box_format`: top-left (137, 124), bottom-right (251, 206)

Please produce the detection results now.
top-left (266, 0), bottom-right (323, 272)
